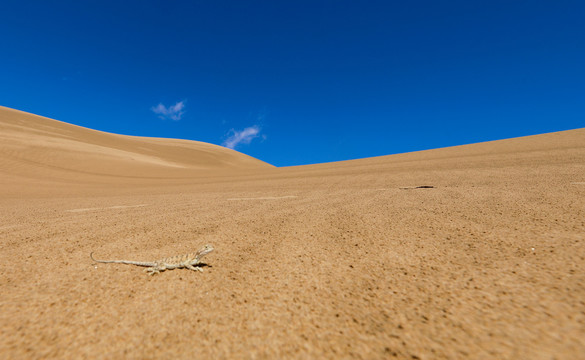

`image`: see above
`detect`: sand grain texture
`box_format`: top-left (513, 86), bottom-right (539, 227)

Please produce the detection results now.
top-left (1, 106), bottom-right (584, 359)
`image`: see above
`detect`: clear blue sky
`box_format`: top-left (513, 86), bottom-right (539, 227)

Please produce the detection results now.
top-left (1, 1), bottom-right (584, 166)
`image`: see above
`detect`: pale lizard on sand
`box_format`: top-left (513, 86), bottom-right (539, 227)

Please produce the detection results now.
top-left (90, 244), bottom-right (214, 276)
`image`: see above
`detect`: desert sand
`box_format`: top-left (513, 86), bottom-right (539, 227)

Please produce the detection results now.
top-left (1, 105), bottom-right (584, 359)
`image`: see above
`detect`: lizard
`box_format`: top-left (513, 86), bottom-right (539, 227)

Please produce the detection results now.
top-left (90, 244), bottom-right (214, 276)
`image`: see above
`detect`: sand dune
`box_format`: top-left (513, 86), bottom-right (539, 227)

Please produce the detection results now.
top-left (1, 106), bottom-right (584, 359)
top-left (0, 106), bottom-right (272, 196)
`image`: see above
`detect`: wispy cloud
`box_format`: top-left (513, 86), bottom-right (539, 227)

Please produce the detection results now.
top-left (151, 101), bottom-right (185, 121)
top-left (222, 125), bottom-right (261, 149)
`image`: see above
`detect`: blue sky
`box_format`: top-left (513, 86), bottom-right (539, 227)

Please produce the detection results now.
top-left (1, 1), bottom-right (584, 166)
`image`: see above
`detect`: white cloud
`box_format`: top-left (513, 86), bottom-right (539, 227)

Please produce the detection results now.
top-left (151, 101), bottom-right (185, 121)
top-left (222, 125), bottom-right (261, 149)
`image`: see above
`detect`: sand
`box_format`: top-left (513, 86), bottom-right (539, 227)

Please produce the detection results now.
top-left (1, 106), bottom-right (584, 359)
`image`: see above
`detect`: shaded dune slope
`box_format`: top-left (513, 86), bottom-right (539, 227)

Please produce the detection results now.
top-left (0, 106), bottom-right (273, 186)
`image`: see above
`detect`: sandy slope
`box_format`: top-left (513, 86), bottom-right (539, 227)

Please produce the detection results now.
top-left (0, 107), bottom-right (584, 359)
top-left (0, 106), bottom-right (272, 197)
